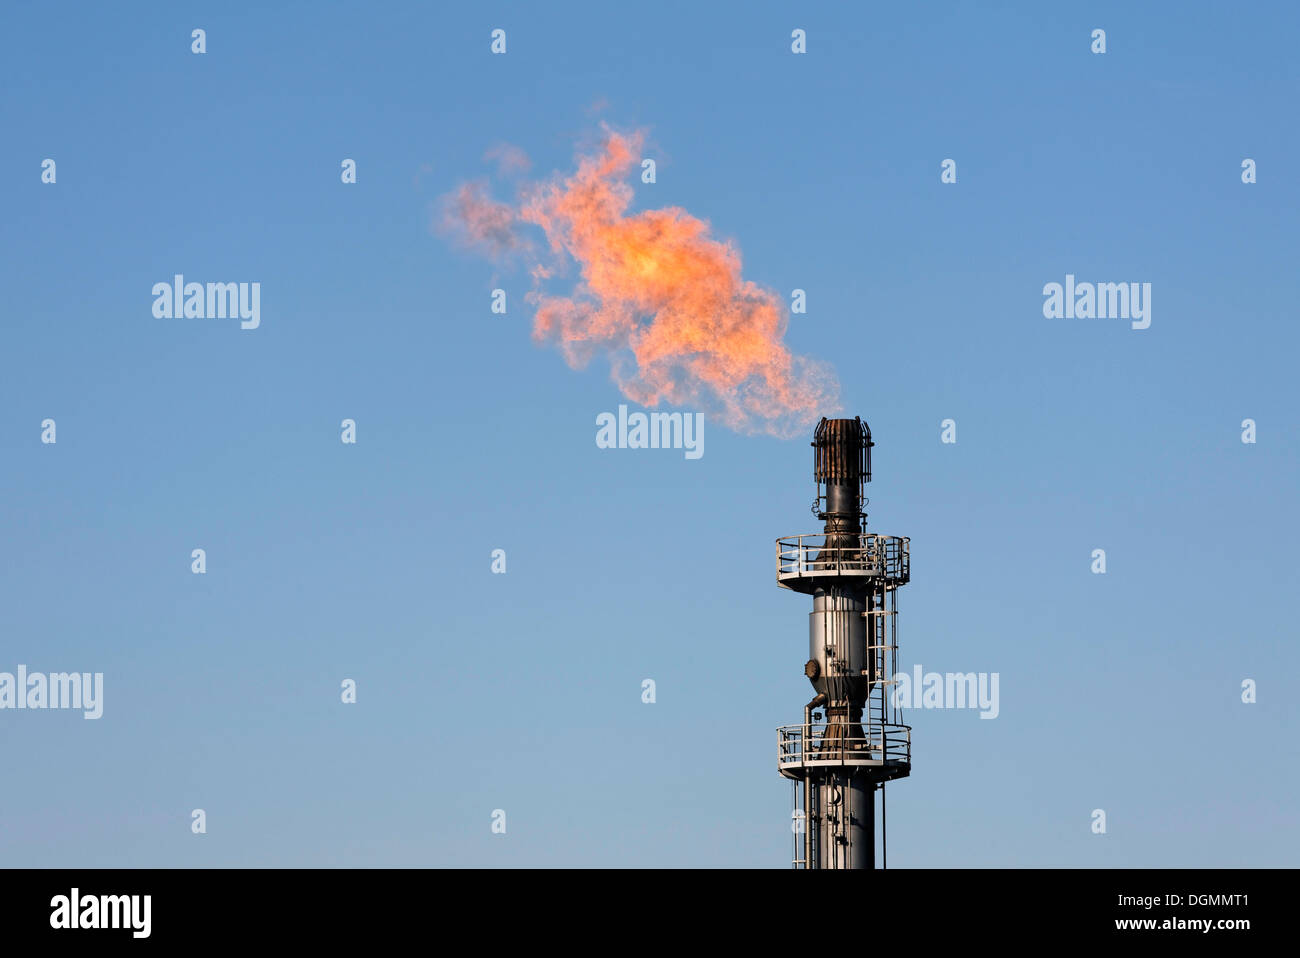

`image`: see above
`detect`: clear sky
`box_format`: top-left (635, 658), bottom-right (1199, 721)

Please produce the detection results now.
top-left (1, 2), bottom-right (1296, 867)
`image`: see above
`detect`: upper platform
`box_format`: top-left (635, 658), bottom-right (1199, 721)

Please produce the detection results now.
top-left (776, 532), bottom-right (910, 593)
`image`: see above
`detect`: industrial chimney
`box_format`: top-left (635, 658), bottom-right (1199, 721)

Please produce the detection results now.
top-left (776, 417), bottom-right (912, 869)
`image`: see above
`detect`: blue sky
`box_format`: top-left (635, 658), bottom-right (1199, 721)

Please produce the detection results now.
top-left (1, 1), bottom-right (1296, 867)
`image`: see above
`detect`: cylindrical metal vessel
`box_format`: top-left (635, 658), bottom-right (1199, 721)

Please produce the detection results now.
top-left (813, 776), bottom-right (874, 870)
top-left (808, 587), bottom-right (872, 703)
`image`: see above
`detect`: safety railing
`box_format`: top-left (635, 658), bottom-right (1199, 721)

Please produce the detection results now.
top-left (776, 533), bottom-right (910, 585)
top-left (776, 723), bottom-right (911, 776)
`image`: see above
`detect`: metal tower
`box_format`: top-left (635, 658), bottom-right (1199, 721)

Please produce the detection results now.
top-left (776, 417), bottom-right (911, 869)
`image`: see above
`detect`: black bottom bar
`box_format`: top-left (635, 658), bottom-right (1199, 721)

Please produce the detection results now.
top-left (0, 868), bottom-right (1283, 945)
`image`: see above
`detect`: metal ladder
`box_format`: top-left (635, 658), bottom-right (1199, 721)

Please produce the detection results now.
top-left (865, 590), bottom-right (889, 754)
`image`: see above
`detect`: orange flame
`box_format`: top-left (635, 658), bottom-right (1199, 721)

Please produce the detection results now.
top-left (442, 128), bottom-right (839, 436)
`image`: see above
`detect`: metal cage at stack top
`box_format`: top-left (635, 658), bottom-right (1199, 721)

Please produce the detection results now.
top-left (812, 415), bottom-right (873, 514)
